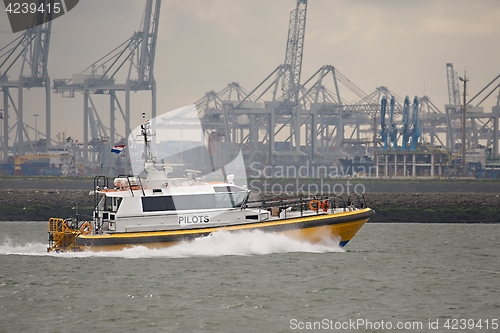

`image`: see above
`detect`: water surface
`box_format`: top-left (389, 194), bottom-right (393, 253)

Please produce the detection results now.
top-left (1, 222), bottom-right (499, 332)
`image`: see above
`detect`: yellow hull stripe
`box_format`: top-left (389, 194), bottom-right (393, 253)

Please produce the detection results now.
top-left (79, 208), bottom-right (373, 240)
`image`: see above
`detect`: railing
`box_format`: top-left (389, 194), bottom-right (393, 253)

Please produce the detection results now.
top-left (47, 218), bottom-right (82, 252)
top-left (245, 193), bottom-right (367, 221)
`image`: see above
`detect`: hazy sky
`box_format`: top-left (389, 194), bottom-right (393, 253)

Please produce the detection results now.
top-left (1, 0), bottom-right (499, 144)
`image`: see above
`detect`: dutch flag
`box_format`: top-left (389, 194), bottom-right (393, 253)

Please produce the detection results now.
top-left (111, 144), bottom-right (126, 154)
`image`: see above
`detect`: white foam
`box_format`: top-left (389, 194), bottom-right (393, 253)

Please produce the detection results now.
top-left (0, 241), bottom-right (49, 256)
top-left (0, 230), bottom-right (344, 258)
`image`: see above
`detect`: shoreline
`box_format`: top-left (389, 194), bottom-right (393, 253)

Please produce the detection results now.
top-left (1, 189), bottom-right (499, 223)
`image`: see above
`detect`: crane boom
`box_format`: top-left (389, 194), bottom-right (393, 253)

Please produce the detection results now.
top-left (282, 0), bottom-right (307, 104)
top-left (138, 0), bottom-right (161, 85)
top-left (446, 63), bottom-right (461, 105)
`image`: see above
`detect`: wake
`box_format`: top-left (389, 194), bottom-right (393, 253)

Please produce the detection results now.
top-left (0, 230), bottom-right (344, 258)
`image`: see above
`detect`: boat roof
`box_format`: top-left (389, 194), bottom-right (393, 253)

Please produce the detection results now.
top-left (98, 179), bottom-right (247, 197)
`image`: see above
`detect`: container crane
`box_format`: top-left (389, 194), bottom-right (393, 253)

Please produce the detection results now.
top-left (226, 0), bottom-right (308, 162)
top-left (379, 96), bottom-right (389, 150)
top-left (410, 96), bottom-right (421, 151)
top-left (401, 96), bottom-right (410, 151)
top-left (380, 95), bottom-right (399, 151)
top-left (0, 1), bottom-right (53, 159)
top-left (53, 0), bottom-right (161, 167)
top-left (388, 96), bottom-right (398, 150)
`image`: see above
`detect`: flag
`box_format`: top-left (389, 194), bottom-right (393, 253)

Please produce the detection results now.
top-left (111, 144), bottom-right (126, 154)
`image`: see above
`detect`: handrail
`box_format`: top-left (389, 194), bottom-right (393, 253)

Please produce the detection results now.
top-left (348, 192), bottom-right (365, 209)
top-left (47, 218), bottom-right (81, 252)
top-left (93, 176), bottom-right (109, 231)
top-left (137, 176), bottom-right (146, 196)
top-left (247, 193), bottom-right (367, 221)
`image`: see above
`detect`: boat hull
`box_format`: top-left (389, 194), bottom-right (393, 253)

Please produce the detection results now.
top-left (76, 208), bottom-right (374, 251)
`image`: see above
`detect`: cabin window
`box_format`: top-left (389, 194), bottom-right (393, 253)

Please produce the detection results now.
top-left (114, 198), bottom-right (123, 212)
top-left (104, 196), bottom-right (122, 212)
top-left (214, 186), bottom-right (243, 193)
top-left (213, 186), bottom-right (247, 208)
top-left (141, 192), bottom-right (246, 212)
top-left (104, 197), bottom-right (112, 211)
top-left (142, 196), bottom-right (176, 212)
top-left (214, 193), bottom-right (233, 208)
top-left (214, 192), bottom-right (247, 208)
top-left (234, 192), bottom-right (247, 207)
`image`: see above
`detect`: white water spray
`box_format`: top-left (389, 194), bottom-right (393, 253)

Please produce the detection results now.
top-left (0, 230), bottom-right (344, 258)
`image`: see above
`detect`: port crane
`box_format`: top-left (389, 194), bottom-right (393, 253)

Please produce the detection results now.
top-left (380, 95), bottom-right (404, 151)
top-left (53, 0), bottom-right (161, 167)
top-left (388, 96), bottom-right (398, 150)
top-left (467, 73), bottom-right (500, 158)
top-left (399, 96), bottom-right (421, 151)
top-left (410, 96), bottom-right (421, 151)
top-left (0, 0), bottom-right (53, 159)
top-left (401, 96), bottom-right (410, 150)
top-left (379, 96), bottom-right (389, 150)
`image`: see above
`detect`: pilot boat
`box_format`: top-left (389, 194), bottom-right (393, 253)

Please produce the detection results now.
top-left (47, 175), bottom-right (374, 252)
top-left (47, 108), bottom-right (374, 252)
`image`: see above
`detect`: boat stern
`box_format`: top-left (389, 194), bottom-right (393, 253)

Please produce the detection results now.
top-left (47, 218), bottom-right (84, 252)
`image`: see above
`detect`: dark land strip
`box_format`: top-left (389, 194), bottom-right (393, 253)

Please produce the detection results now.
top-left (1, 189), bottom-right (499, 223)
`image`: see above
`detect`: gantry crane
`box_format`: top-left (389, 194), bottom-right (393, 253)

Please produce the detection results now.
top-left (53, 0), bottom-right (161, 166)
top-left (380, 95), bottom-right (405, 151)
top-left (202, 0), bottom-right (309, 164)
top-left (388, 96), bottom-right (398, 150)
top-left (410, 96), bottom-right (421, 151)
top-left (401, 96), bottom-right (410, 151)
top-left (196, 1), bottom-right (446, 169)
top-left (200, 0), bottom-right (385, 165)
top-left (444, 64), bottom-right (499, 158)
top-left (467, 73), bottom-right (500, 158)
top-left (0, 0), bottom-right (53, 160)
top-left (396, 95), bottom-right (421, 152)
top-left (380, 96), bottom-right (389, 150)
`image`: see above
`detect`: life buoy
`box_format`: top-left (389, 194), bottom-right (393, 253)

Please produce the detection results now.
top-left (321, 200), bottom-right (330, 212)
top-left (80, 221), bottom-right (92, 235)
top-left (309, 199), bottom-right (320, 211)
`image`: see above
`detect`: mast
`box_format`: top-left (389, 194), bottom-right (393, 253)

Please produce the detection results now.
top-left (140, 112), bottom-right (153, 164)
